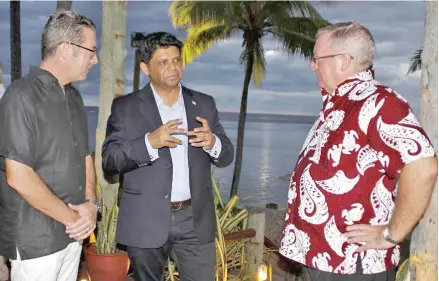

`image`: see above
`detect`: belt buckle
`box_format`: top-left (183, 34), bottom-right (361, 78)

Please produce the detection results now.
top-left (171, 201), bottom-right (183, 210)
top-left (176, 201), bottom-right (182, 210)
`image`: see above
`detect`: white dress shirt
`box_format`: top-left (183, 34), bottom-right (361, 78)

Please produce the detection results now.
top-left (144, 84), bottom-right (222, 202)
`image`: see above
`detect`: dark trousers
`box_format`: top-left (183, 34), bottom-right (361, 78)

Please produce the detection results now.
top-left (127, 205), bottom-right (215, 281)
top-left (304, 255), bottom-right (396, 281)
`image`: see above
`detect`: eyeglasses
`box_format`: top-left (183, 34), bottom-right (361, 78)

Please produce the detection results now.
top-left (312, 53), bottom-right (353, 63)
top-left (67, 42), bottom-right (97, 57)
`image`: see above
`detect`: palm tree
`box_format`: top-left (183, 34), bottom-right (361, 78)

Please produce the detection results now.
top-left (410, 3), bottom-right (437, 280)
top-left (169, 1), bottom-right (328, 198)
top-left (407, 48), bottom-right (422, 75)
top-left (93, 0), bottom-right (127, 254)
top-left (10, 0), bottom-right (21, 82)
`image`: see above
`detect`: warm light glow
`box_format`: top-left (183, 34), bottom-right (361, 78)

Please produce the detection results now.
top-left (79, 279), bottom-right (88, 281)
top-left (258, 264), bottom-right (268, 281)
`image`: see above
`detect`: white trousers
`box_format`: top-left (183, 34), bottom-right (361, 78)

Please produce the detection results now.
top-left (10, 242), bottom-right (82, 281)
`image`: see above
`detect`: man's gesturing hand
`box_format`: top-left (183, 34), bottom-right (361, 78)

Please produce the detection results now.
top-left (187, 116), bottom-right (215, 150)
top-left (148, 119), bottom-right (187, 149)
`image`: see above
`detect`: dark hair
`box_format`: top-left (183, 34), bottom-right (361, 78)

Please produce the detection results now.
top-left (137, 32), bottom-right (182, 64)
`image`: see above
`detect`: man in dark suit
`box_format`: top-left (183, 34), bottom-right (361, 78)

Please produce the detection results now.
top-left (102, 32), bottom-right (234, 281)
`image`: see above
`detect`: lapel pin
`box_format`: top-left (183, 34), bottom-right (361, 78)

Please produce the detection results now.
top-left (192, 100), bottom-right (196, 105)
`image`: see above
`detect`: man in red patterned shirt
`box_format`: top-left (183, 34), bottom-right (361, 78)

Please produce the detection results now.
top-left (279, 22), bottom-right (438, 281)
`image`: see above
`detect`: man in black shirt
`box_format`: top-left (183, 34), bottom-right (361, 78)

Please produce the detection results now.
top-left (0, 10), bottom-right (98, 281)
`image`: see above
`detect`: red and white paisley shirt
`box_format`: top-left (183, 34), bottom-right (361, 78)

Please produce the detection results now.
top-left (279, 70), bottom-right (435, 274)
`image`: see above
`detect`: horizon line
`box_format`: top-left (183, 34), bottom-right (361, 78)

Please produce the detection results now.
top-left (85, 105), bottom-right (317, 117)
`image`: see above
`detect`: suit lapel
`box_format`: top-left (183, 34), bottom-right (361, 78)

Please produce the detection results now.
top-left (137, 84), bottom-right (163, 129)
top-left (182, 86), bottom-right (198, 132)
top-left (182, 86), bottom-right (199, 165)
top-left (136, 83), bottom-right (171, 161)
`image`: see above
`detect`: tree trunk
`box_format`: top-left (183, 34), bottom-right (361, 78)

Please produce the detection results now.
top-left (0, 64), bottom-right (8, 281)
top-left (95, 0), bottom-right (127, 212)
top-left (10, 0), bottom-right (21, 82)
top-left (409, 2), bottom-right (438, 281)
top-left (230, 48), bottom-right (254, 198)
top-left (56, 1), bottom-right (72, 11)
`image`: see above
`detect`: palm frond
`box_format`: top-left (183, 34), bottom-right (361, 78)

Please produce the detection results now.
top-left (170, 0), bottom-right (328, 79)
top-left (182, 22), bottom-right (234, 65)
top-left (288, 1), bottom-right (324, 18)
top-left (406, 48), bottom-right (422, 75)
top-left (169, 1), bottom-right (231, 28)
top-left (271, 17), bottom-right (328, 59)
top-left (261, 1), bottom-right (328, 60)
top-left (258, 1), bottom-right (292, 29)
top-left (251, 40), bottom-right (266, 86)
top-left (238, 38), bottom-right (265, 86)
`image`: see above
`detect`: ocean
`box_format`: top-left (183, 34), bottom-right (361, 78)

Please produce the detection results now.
top-left (86, 107), bottom-right (316, 209)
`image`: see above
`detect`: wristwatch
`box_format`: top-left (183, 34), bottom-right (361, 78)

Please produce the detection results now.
top-left (85, 199), bottom-right (102, 213)
top-left (382, 227), bottom-right (399, 245)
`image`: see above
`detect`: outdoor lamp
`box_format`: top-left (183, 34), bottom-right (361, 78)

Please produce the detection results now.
top-left (76, 270), bottom-right (90, 281)
top-left (130, 31), bottom-right (148, 92)
top-left (257, 263), bottom-right (268, 281)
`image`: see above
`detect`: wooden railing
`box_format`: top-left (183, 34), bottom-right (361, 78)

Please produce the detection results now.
top-left (223, 228), bottom-right (256, 242)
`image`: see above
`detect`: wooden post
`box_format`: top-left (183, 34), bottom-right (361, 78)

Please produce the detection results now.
top-left (245, 207), bottom-right (266, 276)
top-left (410, 2), bottom-right (438, 281)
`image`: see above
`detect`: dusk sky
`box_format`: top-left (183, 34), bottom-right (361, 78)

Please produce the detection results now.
top-left (0, 1), bottom-right (425, 116)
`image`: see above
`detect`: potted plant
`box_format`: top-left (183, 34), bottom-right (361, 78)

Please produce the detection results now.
top-left (84, 182), bottom-right (130, 281)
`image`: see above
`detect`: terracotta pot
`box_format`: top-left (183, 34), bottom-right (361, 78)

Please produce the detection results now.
top-left (84, 244), bottom-right (130, 281)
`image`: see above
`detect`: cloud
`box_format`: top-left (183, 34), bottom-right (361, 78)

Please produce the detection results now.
top-left (0, 1), bottom-right (426, 116)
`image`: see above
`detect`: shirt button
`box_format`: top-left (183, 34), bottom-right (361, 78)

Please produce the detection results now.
top-left (79, 185), bottom-right (83, 190)
top-left (74, 142), bottom-right (78, 146)
top-left (167, 163), bottom-right (172, 168)
top-left (164, 194), bottom-right (169, 199)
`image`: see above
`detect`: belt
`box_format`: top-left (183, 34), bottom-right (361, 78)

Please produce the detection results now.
top-left (170, 199), bottom-right (191, 211)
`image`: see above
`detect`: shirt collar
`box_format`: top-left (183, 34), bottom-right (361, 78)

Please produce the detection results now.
top-left (29, 65), bottom-right (59, 88)
top-left (321, 69), bottom-right (375, 97)
top-left (150, 83), bottom-right (183, 107)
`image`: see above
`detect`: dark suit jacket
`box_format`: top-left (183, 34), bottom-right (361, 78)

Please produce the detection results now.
top-left (102, 84), bottom-right (234, 248)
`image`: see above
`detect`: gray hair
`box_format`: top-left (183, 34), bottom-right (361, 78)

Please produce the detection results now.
top-left (316, 22), bottom-right (376, 71)
top-left (41, 10), bottom-right (95, 60)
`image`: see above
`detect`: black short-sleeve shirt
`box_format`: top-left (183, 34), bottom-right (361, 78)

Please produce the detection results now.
top-left (0, 66), bottom-right (89, 260)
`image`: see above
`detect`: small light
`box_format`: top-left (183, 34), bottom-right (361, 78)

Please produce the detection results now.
top-left (258, 263), bottom-right (268, 281)
top-left (77, 272), bottom-right (89, 281)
